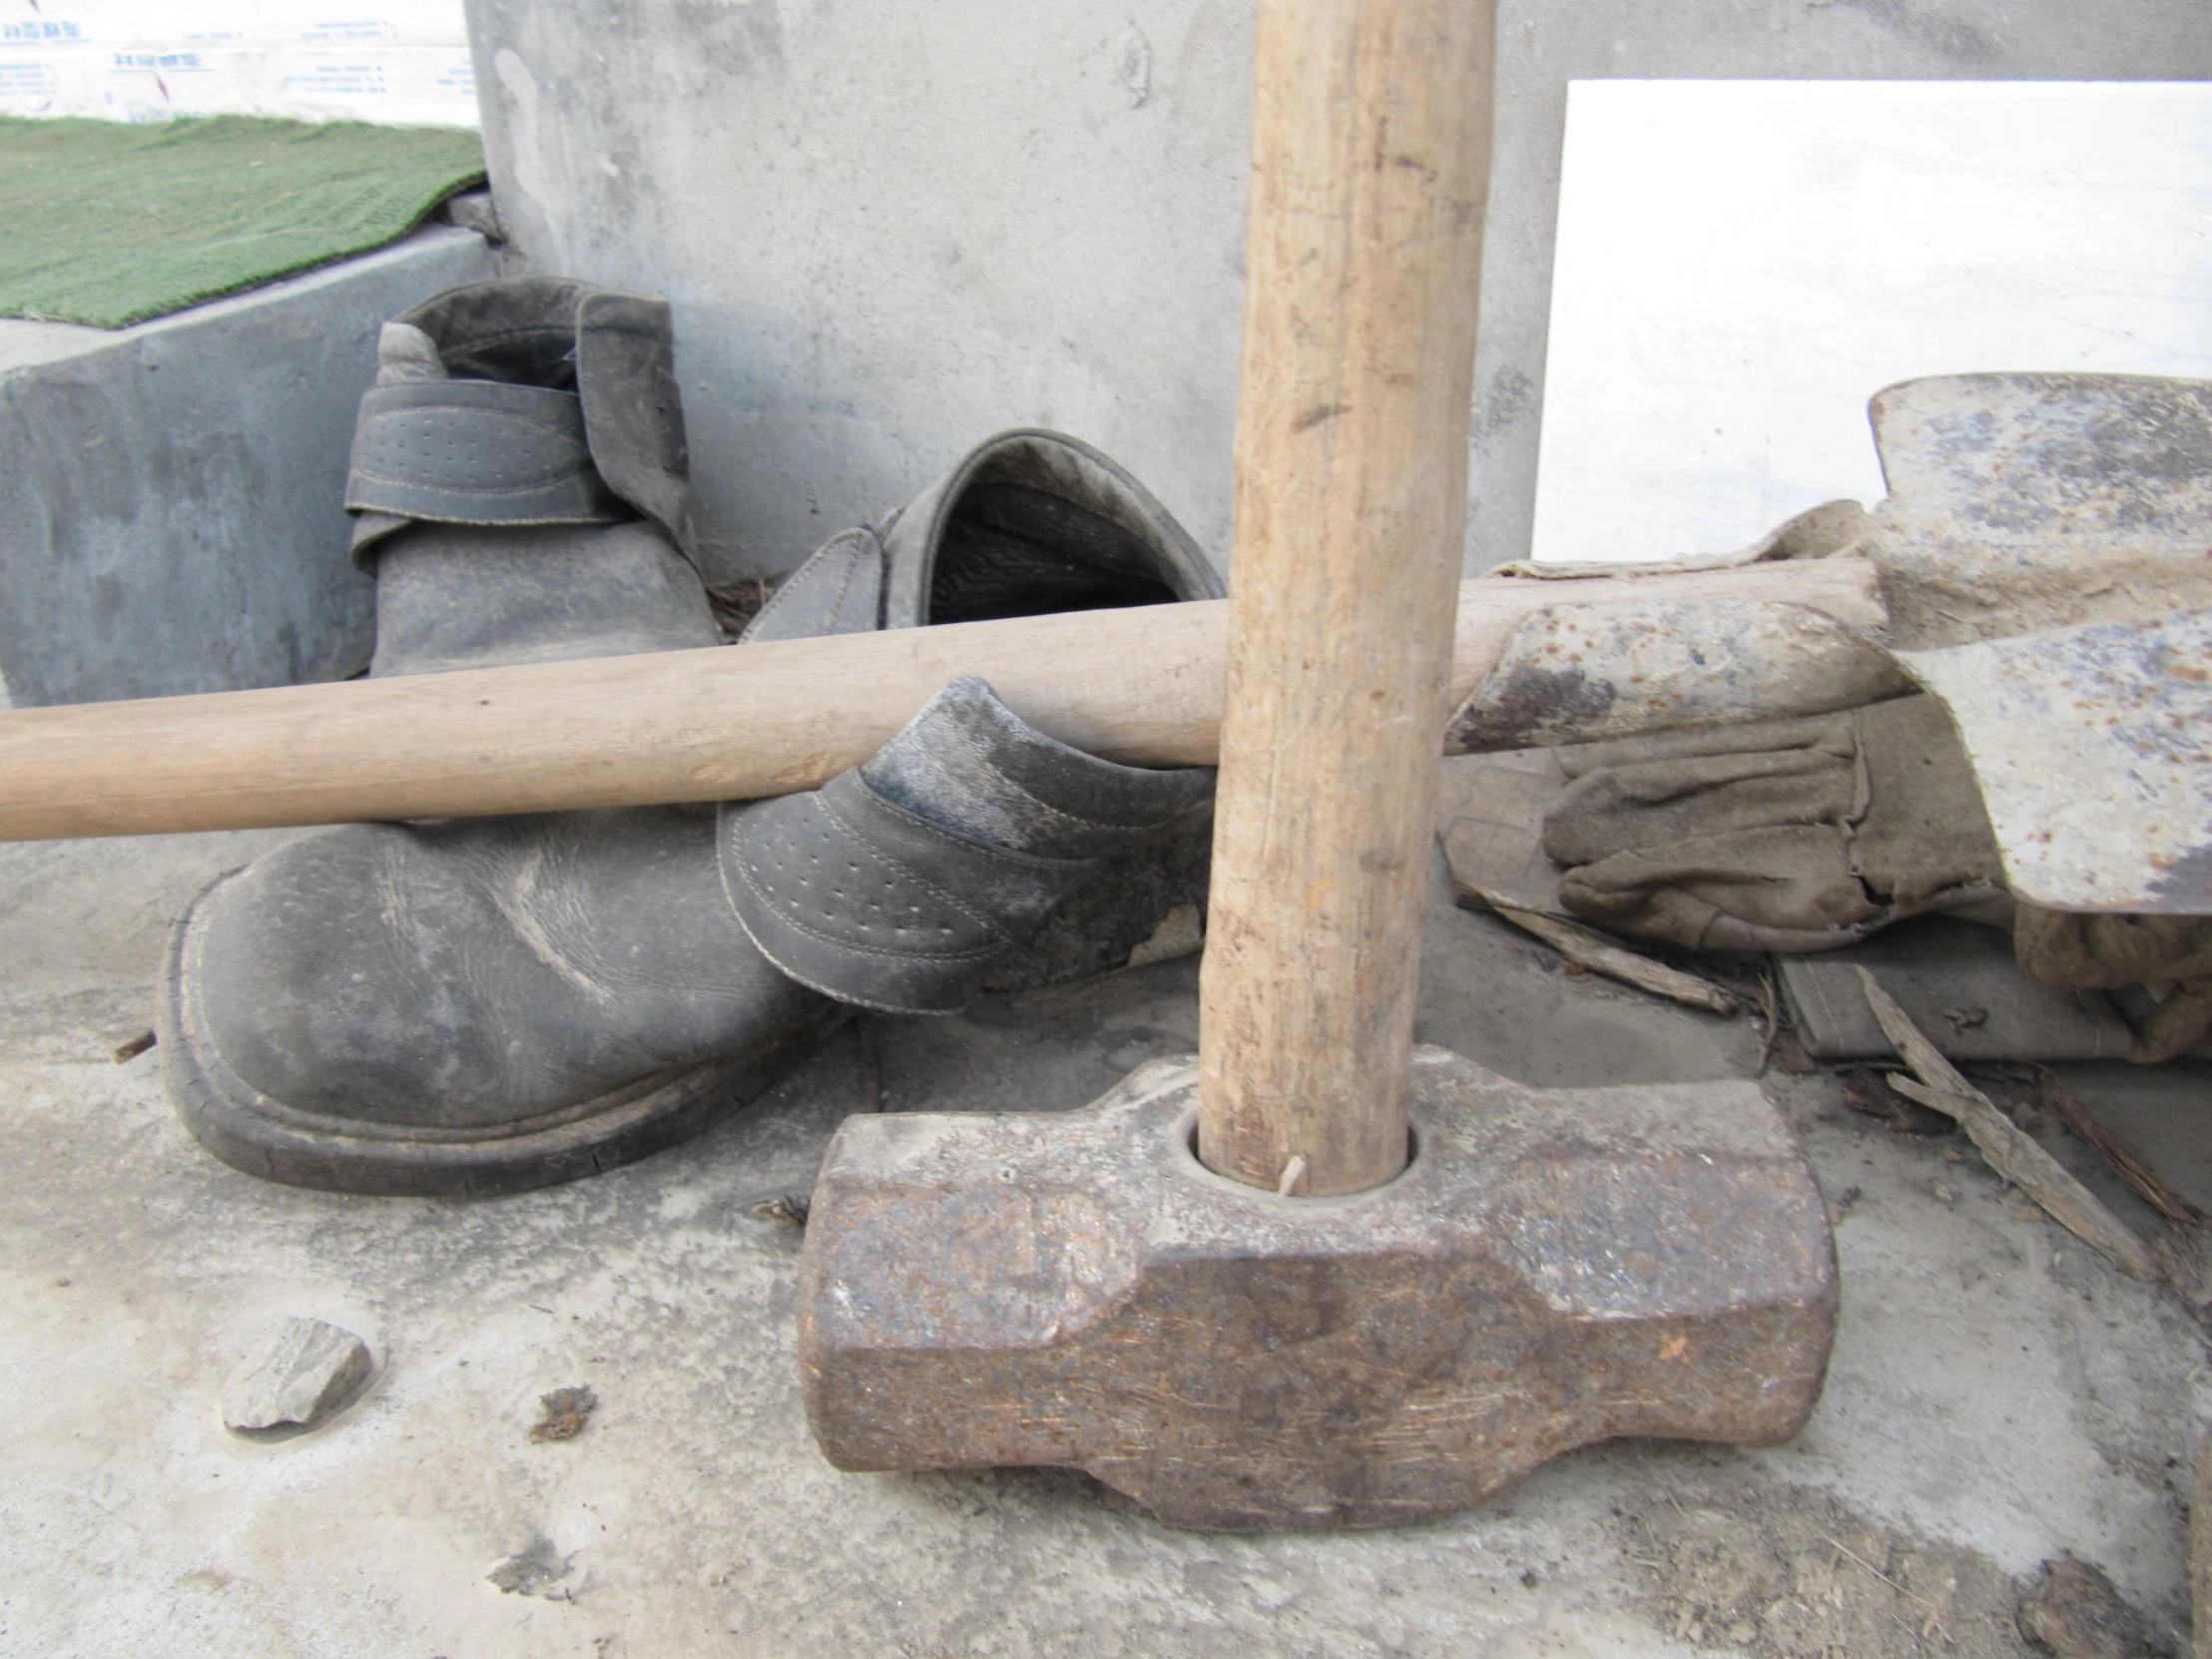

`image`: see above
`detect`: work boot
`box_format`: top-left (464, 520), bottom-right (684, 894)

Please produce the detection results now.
top-left (161, 277), bottom-right (847, 1196)
top-left (736, 429), bottom-right (1227, 996)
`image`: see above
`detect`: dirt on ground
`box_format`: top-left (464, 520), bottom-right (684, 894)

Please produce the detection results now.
top-left (1608, 1479), bottom-right (2174, 1658)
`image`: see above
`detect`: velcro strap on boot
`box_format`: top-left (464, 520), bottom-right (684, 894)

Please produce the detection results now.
top-left (344, 379), bottom-right (627, 529)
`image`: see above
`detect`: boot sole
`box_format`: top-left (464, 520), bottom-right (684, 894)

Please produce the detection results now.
top-left (159, 871), bottom-right (847, 1199)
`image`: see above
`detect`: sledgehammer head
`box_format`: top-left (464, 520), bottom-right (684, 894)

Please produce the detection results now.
top-left (799, 1047), bottom-right (1837, 1531)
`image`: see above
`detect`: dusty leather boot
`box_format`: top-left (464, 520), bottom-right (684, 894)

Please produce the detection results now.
top-left (159, 277), bottom-right (850, 1196)
top-left (162, 305), bottom-right (1221, 1194)
top-left (737, 429), bottom-right (1227, 995)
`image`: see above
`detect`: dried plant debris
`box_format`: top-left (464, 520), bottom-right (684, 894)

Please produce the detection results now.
top-left (487, 1534), bottom-right (576, 1600)
top-left (1614, 1485), bottom-right (2032, 1657)
top-left (2014, 1555), bottom-right (2173, 1658)
top-left (528, 1384), bottom-right (598, 1443)
top-left (706, 576), bottom-right (779, 642)
top-left (2039, 1070), bottom-right (2204, 1228)
top-left (1489, 901), bottom-right (1740, 1014)
top-left (752, 1194), bottom-right (811, 1228)
top-left (111, 1029), bottom-right (156, 1063)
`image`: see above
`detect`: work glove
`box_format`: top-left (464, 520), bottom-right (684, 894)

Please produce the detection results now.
top-left (1539, 693), bottom-right (2212, 1060)
top-left (1539, 694), bottom-right (2008, 953)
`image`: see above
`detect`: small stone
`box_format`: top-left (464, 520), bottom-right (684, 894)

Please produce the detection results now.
top-left (2015, 1555), bottom-right (2165, 1658)
top-left (1933, 1182), bottom-right (1957, 1205)
top-left (222, 1317), bottom-right (373, 1436)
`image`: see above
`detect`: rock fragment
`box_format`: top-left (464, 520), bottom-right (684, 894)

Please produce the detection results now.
top-left (221, 1316), bottom-right (373, 1436)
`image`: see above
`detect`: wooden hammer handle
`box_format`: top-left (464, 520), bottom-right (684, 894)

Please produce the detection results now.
top-left (0, 561), bottom-right (1877, 844)
top-left (1196, 0), bottom-right (1497, 1194)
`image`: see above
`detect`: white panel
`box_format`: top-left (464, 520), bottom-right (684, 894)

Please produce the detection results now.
top-left (1530, 81), bottom-right (2212, 565)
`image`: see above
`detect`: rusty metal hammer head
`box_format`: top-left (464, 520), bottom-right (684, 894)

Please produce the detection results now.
top-left (798, 1048), bottom-right (1837, 1531)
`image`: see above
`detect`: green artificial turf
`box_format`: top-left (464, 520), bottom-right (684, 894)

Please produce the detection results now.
top-left (0, 114), bottom-right (485, 329)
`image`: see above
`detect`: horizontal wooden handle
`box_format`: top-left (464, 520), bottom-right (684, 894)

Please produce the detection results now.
top-left (0, 558), bottom-right (1884, 842)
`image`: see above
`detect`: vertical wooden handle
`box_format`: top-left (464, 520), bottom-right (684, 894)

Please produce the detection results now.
top-left (1197, 0), bottom-right (1494, 1194)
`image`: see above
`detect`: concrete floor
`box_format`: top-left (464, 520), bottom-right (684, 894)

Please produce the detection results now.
top-left (3, 828), bottom-right (2208, 1657)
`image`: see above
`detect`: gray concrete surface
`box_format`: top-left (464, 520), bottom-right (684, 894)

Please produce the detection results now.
top-left (461, 0), bottom-right (2212, 584)
top-left (0, 226), bottom-right (491, 709)
top-left (3, 827), bottom-right (2207, 1657)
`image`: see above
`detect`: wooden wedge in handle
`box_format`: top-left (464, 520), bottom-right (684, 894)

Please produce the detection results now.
top-left (1195, 0), bottom-right (1495, 1194)
top-left (0, 559), bottom-right (1879, 843)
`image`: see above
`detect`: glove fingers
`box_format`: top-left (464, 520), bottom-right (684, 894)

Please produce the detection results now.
top-left (1542, 747), bottom-right (1854, 867)
top-left (1552, 711), bottom-right (1852, 779)
top-left (1557, 826), bottom-right (1885, 949)
top-left (2131, 979), bottom-right (2212, 1064)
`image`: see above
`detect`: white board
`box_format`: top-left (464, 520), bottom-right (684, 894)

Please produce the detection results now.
top-left (1530, 81), bottom-right (2212, 565)
top-left (0, 0), bottom-right (475, 127)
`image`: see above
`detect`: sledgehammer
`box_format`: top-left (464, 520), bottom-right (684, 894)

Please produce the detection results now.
top-left (792, 0), bottom-right (1837, 1528)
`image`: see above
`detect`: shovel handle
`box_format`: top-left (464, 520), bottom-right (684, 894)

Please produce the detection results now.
top-left (0, 560), bottom-right (1878, 843)
top-left (1197, 0), bottom-right (1496, 1194)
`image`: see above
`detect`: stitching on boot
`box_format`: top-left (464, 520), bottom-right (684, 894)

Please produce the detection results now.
top-left (760, 537), bottom-right (866, 635)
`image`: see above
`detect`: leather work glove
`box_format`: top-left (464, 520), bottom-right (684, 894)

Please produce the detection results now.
top-left (1539, 693), bottom-right (2212, 1061)
top-left (1539, 694), bottom-right (2009, 954)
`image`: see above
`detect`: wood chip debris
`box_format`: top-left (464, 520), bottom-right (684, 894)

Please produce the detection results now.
top-left (2039, 1069), bottom-right (2203, 1227)
top-left (1492, 902), bottom-right (1739, 1015)
top-left (1857, 968), bottom-right (2156, 1281)
top-left (112, 1029), bottom-right (156, 1063)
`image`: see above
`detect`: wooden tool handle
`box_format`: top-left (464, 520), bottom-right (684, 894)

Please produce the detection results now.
top-left (1196, 0), bottom-right (1496, 1194)
top-left (0, 562), bottom-right (1878, 843)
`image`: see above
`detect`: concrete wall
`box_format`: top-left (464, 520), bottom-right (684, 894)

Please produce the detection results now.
top-left (466, 1), bottom-right (2212, 584)
top-left (465, 1), bottom-right (1249, 582)
top-left (0, 225), bottom-right (490, 708)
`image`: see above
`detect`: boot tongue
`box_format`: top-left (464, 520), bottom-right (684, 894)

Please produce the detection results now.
top-left (397, 276), bottom-right (587, 387)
